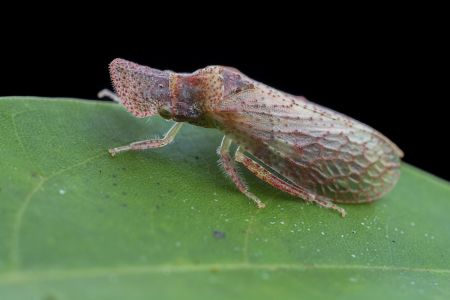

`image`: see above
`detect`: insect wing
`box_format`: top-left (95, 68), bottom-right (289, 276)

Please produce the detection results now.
top-left (215, 86), bottom-right (403, 203)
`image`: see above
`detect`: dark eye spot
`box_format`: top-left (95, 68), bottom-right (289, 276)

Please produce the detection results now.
top-left (158, 106), bottom-right (171, 119)
top-left (158, 84), bottom-right (164, 88)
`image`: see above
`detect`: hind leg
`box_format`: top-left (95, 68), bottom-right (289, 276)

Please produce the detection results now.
top-left (234, 147), bottom-right (346, 217)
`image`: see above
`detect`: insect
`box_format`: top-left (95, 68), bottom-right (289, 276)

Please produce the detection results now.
top-left (100, 58), bottom-right (403, 217)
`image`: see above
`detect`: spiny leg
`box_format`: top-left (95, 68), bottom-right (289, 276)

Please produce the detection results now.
top-left (234, 148), bottom-right (346, 217)
top-left (218, 136), bottom-right (266, 208)
top-left (98, 89), bottom-right (122, 103)
top-left (109, 122), bottom-right (183, 156)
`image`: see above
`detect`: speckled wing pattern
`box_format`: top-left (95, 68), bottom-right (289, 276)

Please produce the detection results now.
top-left (214, 83), bottom-right (404, 204)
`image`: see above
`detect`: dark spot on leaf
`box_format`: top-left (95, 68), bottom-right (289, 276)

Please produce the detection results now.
top-left (213, 230), bottom-right (226, 239)
top-left (42, 293), bottom-right (58, 300)
top-left (352, 230), bottom-right (356, 234)
top-left (195, 155), bottom-right (200, 160)
top-left (122, 167), bottom-right (127, 171)
top-left (113, 183), bottom-right (118, 186)
top-left (122, 203), bottom-right (128, 208)
top-left (31, 171), bottom-right (39, 178)
top-left (392, 240), bottom-right (396, 243)
top-left (99, 169), bottom-right (102, 174)
top-left (112, 174), bottom-right (117, 178)
top-left (156, 182), bottom-right (161, 185)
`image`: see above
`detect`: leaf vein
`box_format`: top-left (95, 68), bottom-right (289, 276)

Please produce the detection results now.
top-left (9, 152), bottom-right (107, 269)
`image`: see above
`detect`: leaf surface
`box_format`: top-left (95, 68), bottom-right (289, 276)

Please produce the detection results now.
top-left (0, 97), bottom-right (449, 300)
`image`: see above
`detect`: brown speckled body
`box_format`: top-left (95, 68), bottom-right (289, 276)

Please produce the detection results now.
top-left (108, 58), bottom-right (404, 216)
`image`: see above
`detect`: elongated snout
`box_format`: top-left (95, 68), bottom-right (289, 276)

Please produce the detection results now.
top-left (109, 58), bottom-right (171, 117)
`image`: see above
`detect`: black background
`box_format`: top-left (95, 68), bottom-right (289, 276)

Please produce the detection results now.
top-left (1, 13), bottom-right (447, 180)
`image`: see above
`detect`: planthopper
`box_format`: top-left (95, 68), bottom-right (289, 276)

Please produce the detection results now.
top-left (99, 58), bottom-right (404, 217)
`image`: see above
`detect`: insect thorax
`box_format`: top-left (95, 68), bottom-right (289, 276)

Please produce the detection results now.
top-left (163, 66), bottom-right (256, 128)
top-left (164, 70), bottom-right (221, 127)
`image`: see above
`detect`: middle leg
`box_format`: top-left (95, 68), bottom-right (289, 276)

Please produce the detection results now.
top-left (218, 136), bottom-right (266, 208)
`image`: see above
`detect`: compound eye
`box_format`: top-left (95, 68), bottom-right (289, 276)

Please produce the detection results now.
top-left (158, 106), bottom-right (171, 119)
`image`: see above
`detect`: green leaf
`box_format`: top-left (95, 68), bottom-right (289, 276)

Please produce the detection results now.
top-left (1, 97), bottom-right (449, 300)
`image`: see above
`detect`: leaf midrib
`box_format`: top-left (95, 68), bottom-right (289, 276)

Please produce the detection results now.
top-left (1, 262), bottom-right (449, 285)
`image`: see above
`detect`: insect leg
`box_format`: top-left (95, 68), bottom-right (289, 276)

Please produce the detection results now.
top-left (109, 122), bottom-right (183, 156)
top-left (98, 89), bottom-right (122, 103)
top-left (218, 136), bottom-right (266, 208)
top-left (234, 148), bottom-right (347, 217)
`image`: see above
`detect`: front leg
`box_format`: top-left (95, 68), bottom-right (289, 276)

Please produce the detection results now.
top-left (98, 89), bottom-right (122, 103)
top-left (109, 122), bottom-right (183, 156)
top-left (218, 136), bottom-right (266, 208)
